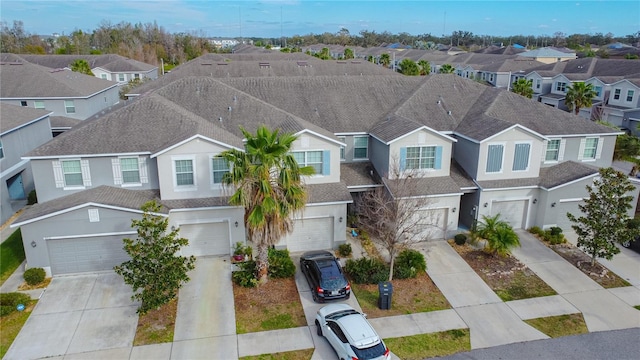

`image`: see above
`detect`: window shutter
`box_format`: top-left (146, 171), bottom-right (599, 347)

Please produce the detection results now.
top-left (558, 139), bottom-right (566, 161)
top-left (81, 159), bottom-right (92, 186)
top-left (322, 150), bottom-right (330, 175)
top-left (435, 146), bottom-right (442, 170)
top-left (577, 138), bottom-right (586, 161)
top-left (139, 157), bottom-right (149, 183)
top-left (52, 160), bottom-right (64, 188)
top-left (112, 159), bottom-right (122, 185)
top-left (541, 140), bottom-right (548, 162)
top-left (399, 147), bottom-right (407, 172)
top-left (595, 137), bottom-right (603, 159)
top-left (513, 143), bottom-right (530, 171)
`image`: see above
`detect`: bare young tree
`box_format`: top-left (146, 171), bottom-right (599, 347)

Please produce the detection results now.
top-left (357, 161), bottom-right (442, 280)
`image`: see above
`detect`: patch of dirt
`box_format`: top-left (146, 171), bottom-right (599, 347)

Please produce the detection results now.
top-left (133, 298), bottom-right (177, 346)
top-left (17, 278), bottom-right (52, 291)
top-left (233, 277), bottom-right (306, 333)
top-left (449, 240), bottom-right (556, 301)
top-left (549, 243), bottom-right (630, 288)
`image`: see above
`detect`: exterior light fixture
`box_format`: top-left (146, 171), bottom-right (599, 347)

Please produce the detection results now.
top-left (452, 207), bottom-right (457, 213)
top-left (31, 241), bottom-right (37, 248)
top-left (483, 202), bottom-right (488, 208)
top-left (339, 217), bottom-right (343, 223)
top-left (533, 199), bottom-right (537, 204)
top-left (235, 221), bottom-right (239, 228)
top-left (551, 202), bottom-right (556, 207)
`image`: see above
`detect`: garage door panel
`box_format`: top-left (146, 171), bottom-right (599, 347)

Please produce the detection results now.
top-left (286, 218), bottom-right (333, 252)
top-left (48, 235), bottom-right (130, 275)
top-left (557, 202), bottom-right (583, 230)
top-left (180, 222), bottom-right (230, 257)
top-left (491, 200), bottom-right (527, 229)
top-left (415, 209), bottom-right (447, 240)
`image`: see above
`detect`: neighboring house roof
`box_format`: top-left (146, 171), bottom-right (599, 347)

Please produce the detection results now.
top-left (519, 47), bottom-right (576, 59)
top-left (525, 58), bottom-right (640, 80)
top-left (306, 182), bottom-right (353, 204)
top-left (0, 60), bottom-right (118, 98)
top-left (475, 161), bottom-right (599, 190)
top-left (0, 103), bottom-right (51, 134)
top-left (12, 186), bottom-right (163, 226)
top-left (18, 54), bottom-right (157, 72)
top-left (384, 175), bottom-right (463, 198)
top-left (49, 116), bottom-right (81, 129)
top-left (474, 45), bottom-right (527, 56)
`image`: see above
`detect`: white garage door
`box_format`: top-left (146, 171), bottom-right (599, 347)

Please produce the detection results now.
top-left (491, 200), bottom-right (527, 229)
top-left (556, 201), bottom-right (583, 230)
top-left (48, 235), bottom-right (130, 275)
top-left (415, 209), bottom-right (448, 240)
top-left (179, 222), bottom-right (230, 257)
top-left (286, 218), bottom-right (333, 252)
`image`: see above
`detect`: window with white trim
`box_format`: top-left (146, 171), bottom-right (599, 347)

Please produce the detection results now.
top-left (555, 81), bottom-right (567, 92)
top-left (134, 73), bottom-right (140, 79)
top-left (486, 144), bottom-right (504, 173)
top-left (62, 160), bottom-right (83, 186)
top-left (88, 208), bottom-right (100, 222)
top-left (100, 74), bottom-right (107, 79)
top-left (353, 136), bottom-right (368, 159)
top-left (512, 143), bottom-right (531, 171)
top-left (406, 146), bottom-right (436, 169)
top-left (545, 139), bottom-right (561, 162)
top-left (338, 137), bottom-right (345, 160)
top-left (20, 101), bottom-right (27, 107)
top-left (536, 79), bottom-right (541, 89)
top-left (120, 157), bottom-right (140, 183)
top-left (175, 159), bottom-right (194, 186)
top-left (582, 138), bottom-right (598, 160)
top-left (34, 100), bottom-right (45, 109)
top-left (118, 74), bottom-right (125, 82)
top-left (0, 140), bottom-right (4, 159)
top-left (211, 157), bottom-right (229, 184)
top-left (613, 89), bottom-right (621, 100)
top-left (627, 90), bottom-right (634, 102)
top-left (293, 151), bottom-right (323, 174)
top-left (64, 100), bottom-right (75, 114)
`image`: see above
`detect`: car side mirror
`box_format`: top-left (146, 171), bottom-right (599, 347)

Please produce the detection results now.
top-left (363, 313), bottom-right (368, 318)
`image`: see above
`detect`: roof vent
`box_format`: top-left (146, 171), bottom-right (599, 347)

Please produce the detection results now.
top-left (437, 100), bottom-right (441, 104)
top-left (233, 95), bottom-right (237, 102)
top-left (228, 106), bottom-right (232, 112)
top-left (259, 62), bottom-right (270, 68)
top-left (219, 117), bottom-right (223, 122)
top-left (447, 110), bottom-right (452, 115)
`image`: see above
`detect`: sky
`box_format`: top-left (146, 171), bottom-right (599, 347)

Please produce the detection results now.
top-left (1, 0), bottom-right (639, 39)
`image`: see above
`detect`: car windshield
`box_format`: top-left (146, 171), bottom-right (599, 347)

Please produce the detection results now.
top-left (351, 341), bottom-right (386, 360)
top-left (320, 276), bottom-right (347, 290)
top-left (317, 259), bottom-right (346, 290)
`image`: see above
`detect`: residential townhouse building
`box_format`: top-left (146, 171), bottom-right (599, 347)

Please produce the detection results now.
top-left (18, 54), bottom-right (159, 85)
top-left (0, 55), bottom-right (121, 121)
top-left (11, 54), bottom-right (638, 277)
top-left (0, 104), bottom-right (53, 224)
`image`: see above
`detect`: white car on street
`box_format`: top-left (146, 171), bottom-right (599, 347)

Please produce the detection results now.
top-left (315, 304), bottom-right (390, 360)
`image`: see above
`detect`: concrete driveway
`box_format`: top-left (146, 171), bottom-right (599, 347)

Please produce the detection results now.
top-left (4, 272), bottom-right (139, 360)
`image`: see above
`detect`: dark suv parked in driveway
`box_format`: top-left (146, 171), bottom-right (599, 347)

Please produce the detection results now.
top-left (300, 250), bottom-right (351, 302)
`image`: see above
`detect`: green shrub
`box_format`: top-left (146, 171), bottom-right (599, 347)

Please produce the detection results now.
top-left (454, 233), bottom-right (467, 245)
top-left (1, 305), bottom-right (15, 316)
top-left (27, 190), bottom-right (37, 205)
top-left (338, 243), bottom-right (352, 257)
top-left (543, 230), bottom-right (565, 245)
top-left (23, 267), bottom-right (45, 285)
top-left (0, 292), bottom-right (31, 307)
top-left (232, 260), bottom-right (258, 288)
top-left (528, 226), bottom-right (544, 237)
top-left (267, 248), bottom-right (296, 278)
top-left (393, 249), bottom-right (427, 279)
top-left (345, 257), bottom-right (389, 284)
top-left (549, 227), bottom-right (563, 236)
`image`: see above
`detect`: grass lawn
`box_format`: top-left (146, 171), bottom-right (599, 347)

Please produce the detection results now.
top-left (240, 348), bottom-right (314, 360)
top-left (384, 329), bottom-right (471, 360)
top-left (0, 300), bottom-right (36, 358)
top-left (133, 298), bottom-right (176, 346)
top-left (0, 228), bottom-right (25, 284)
top-left (351, 272), bottom-right (450, 318)
top-left (233, 277), bottom-right (306, 334)
top-left (525, 313), bottom-right (588, 338)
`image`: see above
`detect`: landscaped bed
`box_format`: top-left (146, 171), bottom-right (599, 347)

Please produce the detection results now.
top-left (449, 240), bottom-right (557, 301)
top-left (133, 298), bottom-right (177, 346)
top-left (547, 243), bottom-right (630, 288)
top-left (350, 272), bottom-right (450, 318)
top-left (384, 329), bottom-right (471, 360)
top-left (0, 298), bottom-right (36, 358)
top-left (233, 277), bottom-right (306, 334)
top-left (524, 313), bottom-right (588, 338)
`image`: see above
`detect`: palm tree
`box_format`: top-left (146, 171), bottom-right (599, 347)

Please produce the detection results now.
top-left (418, 60), bottom-right (431, 75)
top-left (220, 126), bottom-right (314, 283)
top-left (485, 227), bottom-right (521, 257)
top-left (511, 78), bottom-right (534, 99)
top-left (475, 214), bottom-right (509, 240)
top-left (565, 82), bottom-right (597, 115)
top-left (379, 53), bottom-right (391, 68)
top-left (439, 64), bottom-right (455, 74)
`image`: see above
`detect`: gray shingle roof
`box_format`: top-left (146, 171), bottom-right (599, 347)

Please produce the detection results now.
top-left (384, 175), bottom-right (463, 197)
top-left (526, 58), bottom-right (640, 79)
top-left (13, 186), bottom-right (162, 224)
top-left (476, 161), bottom-right (598, 190)
top-left (18, 54), bottom-right (157, 72)
top-left (369, 115), bottom-right (424, 143)
top-left (0, 60), bottom-right (118, 98)
top-left (340, 162), bottom-right (379, 188)
top-left (49, 116), bottom-right (81, 129)
top-left (0, 103), bottom-right (50, 134)
top-left (306, 182), bottom-right (353, 203)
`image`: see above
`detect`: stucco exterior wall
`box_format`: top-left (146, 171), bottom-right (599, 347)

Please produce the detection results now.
top-left (476, 127), bottom-right (543, 182)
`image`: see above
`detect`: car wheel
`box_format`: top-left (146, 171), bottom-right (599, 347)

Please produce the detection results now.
top-left (622, 241), bottom-right (631, 248)
top-left (315, 319), bottom-right (322, 336)
top-left (312, 291), bottom-right (318, 303)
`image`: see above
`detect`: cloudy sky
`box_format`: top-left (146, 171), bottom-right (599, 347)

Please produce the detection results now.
top-left (2, 0), bottom-right (638, 38)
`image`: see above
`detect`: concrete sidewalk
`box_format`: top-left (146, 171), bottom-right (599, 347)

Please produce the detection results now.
top-left (512, 230), bottom-right (640, 332)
